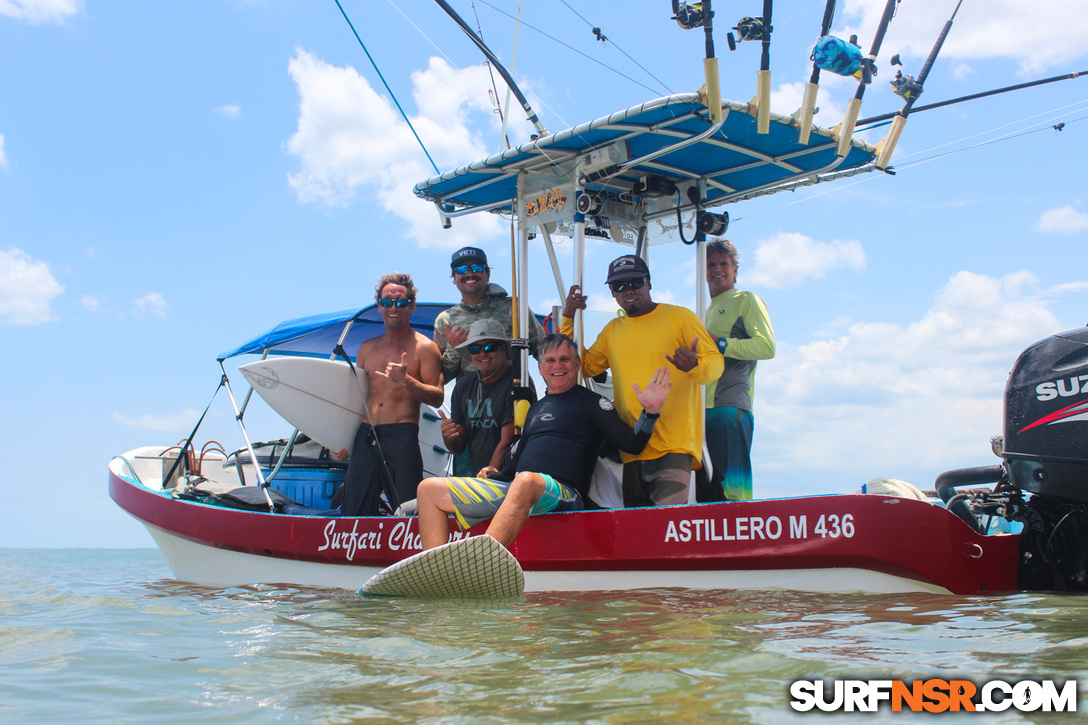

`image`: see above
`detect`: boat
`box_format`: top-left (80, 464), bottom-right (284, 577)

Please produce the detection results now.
top-left (110, 1), bottom-right (1088, 596)
top-left (107, 293), bottom-right (1088, 596)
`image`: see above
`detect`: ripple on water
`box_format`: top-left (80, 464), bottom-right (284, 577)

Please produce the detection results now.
top-left (2, 552), bottom-right (1088, 722)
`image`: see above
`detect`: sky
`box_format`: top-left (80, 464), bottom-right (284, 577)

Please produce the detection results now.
top-left (2, 0), bottom-right (1087, 548)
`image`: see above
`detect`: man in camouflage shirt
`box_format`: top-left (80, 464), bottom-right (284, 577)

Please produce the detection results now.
top-left (433, 246), bottom-right (546, 383)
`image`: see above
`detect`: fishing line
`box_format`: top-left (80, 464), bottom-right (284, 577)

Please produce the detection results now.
top-left (498, 0), bottom-right (525, 149)
top-left (334, 0), bottom-right (441, 175)
top-left (475, 0), bottom-right (667, 97)
top-left (732, 105), bottom-right (1086, 224)
top-left (556, 0), bottom-right (675, 96)
top-left (470, 0), bottom-right (513, 149)
top-left (885, 98), bottom-right (1088, 169)
top-left (895, 113), bottom-right (1088, 171)
top-left (384, 0), bottom-right (459, 68)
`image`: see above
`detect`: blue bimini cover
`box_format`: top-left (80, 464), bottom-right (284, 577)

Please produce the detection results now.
top-left (414, 93), bottom-right (877, 219)
top-left (217, 302), bottom-right (452, 362)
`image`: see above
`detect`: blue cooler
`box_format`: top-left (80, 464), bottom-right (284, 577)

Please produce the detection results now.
top-left (265, 467), bottom-right (345, 509)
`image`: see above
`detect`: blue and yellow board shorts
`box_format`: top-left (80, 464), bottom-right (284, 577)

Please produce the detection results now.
top-left (445, 474), bottom-right (582, 529)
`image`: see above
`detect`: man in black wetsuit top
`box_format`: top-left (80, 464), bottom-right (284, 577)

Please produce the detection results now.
top-left (415, 333), bottom-right (673, 550)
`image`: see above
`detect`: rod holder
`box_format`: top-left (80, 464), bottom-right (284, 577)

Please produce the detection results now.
top-left (796, 82), bottom-right (818, 145)
top-left (756, 69), bottom-right (771, 134)
top-left (875, 114), bottom-right (907, 170)
top-left (834, 97), bottom-right (862, 157)
top-left (703, 57), bottom-right (723, 124)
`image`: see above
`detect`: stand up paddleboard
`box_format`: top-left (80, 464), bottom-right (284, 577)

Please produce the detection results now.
top-left (360, 535), bottom-right (525, 598)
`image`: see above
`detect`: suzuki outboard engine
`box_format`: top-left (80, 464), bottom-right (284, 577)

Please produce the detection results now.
top-left (935, 326), bottom-right (1088, 591)
top-left (1003, 326), bottom-right (1088, 590)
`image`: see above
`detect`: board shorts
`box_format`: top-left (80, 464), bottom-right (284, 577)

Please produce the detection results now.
top-left (445, 474), bottom-right (582, 529)
top-left (705, 406), bottom-right (754, 501)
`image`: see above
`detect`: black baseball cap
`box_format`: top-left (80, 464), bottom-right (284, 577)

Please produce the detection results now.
top-left (451, 246), bottom-right (488, 269)
top-left (606, 255), bottom-right (650, 284)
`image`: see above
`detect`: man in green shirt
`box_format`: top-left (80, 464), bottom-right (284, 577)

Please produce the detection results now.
top-left (703, 239), bottom-right (776, 500)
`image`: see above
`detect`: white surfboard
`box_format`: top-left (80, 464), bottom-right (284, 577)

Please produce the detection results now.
top-left (239, 358), bottom-right (367, 457)
top-left (239, 358), bottom-right (450, 474)
top-left (359, 534), bottom-right (524, 598)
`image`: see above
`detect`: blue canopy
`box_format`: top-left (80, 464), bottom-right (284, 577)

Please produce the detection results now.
top-left (217, 303), bottom-right (451, 362)
top-left (414, 94), bottom-right (877, 217)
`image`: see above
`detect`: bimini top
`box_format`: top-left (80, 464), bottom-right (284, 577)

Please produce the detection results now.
top-left (217, 302), bottom-right (451, 362)
top-left (414, 93), bottom-right (878, 217)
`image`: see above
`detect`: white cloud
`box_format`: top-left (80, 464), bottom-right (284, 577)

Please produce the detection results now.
top-left (80, 294), bottom-right (100, 312)
top-left (0, 133), bottom-right (7, 169)
top-left (770, 79), bottom-right (848, 127)
top-left (837, 0), bottom-right (1088, 75)
top-left (216, 104), bottom-right (241, 119)
top-left (746, 232), bottom-right (867, 289)
top-left (1036, 204), bottom-right (1088, 233)
top-left (949, 62), bottom-right (975, 81)
top-left (756, 270), bottom-right (1063, 493)
top-left (285, 49), bottom-right (526, 250)
top-left (132, 292), bottom-right (167, 319)
top-left (0, 0), bottom-right (79, 23)
top-left (110, 409), bottom-right (200, 433)
top-left (0, 247), bottom-right (64, 325)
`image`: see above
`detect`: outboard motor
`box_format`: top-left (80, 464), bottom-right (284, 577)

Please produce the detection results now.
top-left (1003, 327), bottom-right (1088, 500)
top-left (1000, 326), bottom-right (1088, 587)
top-left (1002, 326), bottom-right (1088, 590)
top-left (935, 326), bottom-right (1088, 591)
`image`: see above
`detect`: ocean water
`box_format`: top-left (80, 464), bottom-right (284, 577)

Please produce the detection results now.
top-left (2, 549), bottom-right (1086, 723)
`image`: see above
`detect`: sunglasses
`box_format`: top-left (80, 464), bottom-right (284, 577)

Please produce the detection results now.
top-left (378, 297), bottom-right (411, 308)
top-left (454, 263), bottom-right (487, 275)
top-left (468, 341), bottom-right (503, 355)
top-left (609, 277), bottom-right (647, 293)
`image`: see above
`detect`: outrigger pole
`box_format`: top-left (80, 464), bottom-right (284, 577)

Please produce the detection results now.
top-left (796, 0), bottom-right (837, 145)
top-left (834, 0), bottom-right (899, 157)
top-left (857, 69), bottom-right (1088, 128)
top-left (428, 0), bottom-right (543, 430)
top-left (874, 0), bottom-right (963, 169)
top-left (432, 0), bottom-right (547, 138)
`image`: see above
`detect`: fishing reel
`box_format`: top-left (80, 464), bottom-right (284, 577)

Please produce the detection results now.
top-left (696, 210), bottom-right (729, 236)
top-left (726, 17), bottom-right (768, 51)
top-left (889, 54), bottom-right (923, 100)
top-left (671, 1), bottom-right (710, 30)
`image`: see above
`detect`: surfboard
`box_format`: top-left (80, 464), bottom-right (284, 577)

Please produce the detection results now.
top-left (239, 358), bottom-right (367, 456)
top-left (239, 357), bottom-right (450, 474)
top-left (359, 534), bottom-right (525, 598)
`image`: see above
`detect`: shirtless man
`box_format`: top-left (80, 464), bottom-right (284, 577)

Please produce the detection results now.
top-left (339, 273), bottom-right (444, 516)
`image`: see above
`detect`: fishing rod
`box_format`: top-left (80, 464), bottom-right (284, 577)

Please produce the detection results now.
top-left (716, 1), bottom-right (774, 133)
top-left (432, 0), bottom-right (547, 138)
top-left (858, 69), bottom-right (1088, 129)
top-left (671, 1), bottom-right (723, 123)
top-left (756, 1), bottom-right (773, 133)
top-left (797, 0), bottom-right (837, 145)
top-left (874, 0), bottom-right (963, 169)
top-left (835, 0), bottom-right (900, 157)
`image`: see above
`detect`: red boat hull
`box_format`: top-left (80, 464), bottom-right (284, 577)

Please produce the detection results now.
top-left (109, 470), bottom-right (1020, 594)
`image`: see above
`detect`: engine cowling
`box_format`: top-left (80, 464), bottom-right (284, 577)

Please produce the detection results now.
top-left (1003, 326), bottom-right (1088, 503)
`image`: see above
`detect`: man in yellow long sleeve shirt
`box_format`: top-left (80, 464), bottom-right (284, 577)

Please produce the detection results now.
top-left (562, 255), bottom-right (723, 507)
